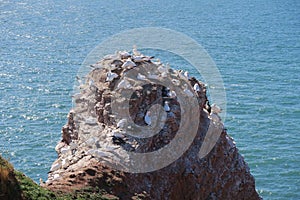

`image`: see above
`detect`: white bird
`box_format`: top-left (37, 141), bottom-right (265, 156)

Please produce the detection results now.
top-left (147, 73), bottom-right (159, 80)
top-left (184, 71), bottom-right (189, 79)
top-left (167, 90), bottom-right (177, 98)
top-left (132, 56), bottom-right (144, 62)
top-left (171, 79), bottom-right (181, 86)
top-left (178, 70), bottom-right (185, 79)
top-left (103, 54), bottom-right (117, 60)
top-left (193, 83), bottom-right (200, 92)
top-left (158, 65), bottom-right (168, 74)
top-left (121, 58), bottom-right (136, 68)
top-left (117, 79), bottom-right (132, 89)
top-left (53, 174), bottom-right (60, 180)
top-left (142, 55), bottom-right (154, 61)
top-left (110, 60), bottom-right (123, 70)
top-left (153, 58), bottom-right (161, 65)
top-left (211, 103), bottom-right (222, 114)
top-left (117, 118), bottom-right (127, 129)
top-left (50, 162), bottom-right (61, 172)
top-left (133, 55), bottom-right (153, 62)
top-left (85, 117), bottom-right (98, 125)
top-left (118, 51), bottom-right (131, 59)
top-left (88, 79), bottom-right (94, 87)
top-left (183, 84), bottom-right (194, 97)
top-left (106, 71), bottom-right (118, 82)
top-left (137, 73), bottom-right (147, 80)
top-left (178, 70), bottom-right (189, 80)
top-left (144, 111), bottom-right (151, 126)
top-left (164, 101), bottom-right (170, 112)
top-left (133, 45), bottom-right (141, 56)
top-left (111, 130), bottom-right (125, 138)
top-left (160, 72), bottom-right (168, 78)
top-left (76, 76), bottom-right (82, 85)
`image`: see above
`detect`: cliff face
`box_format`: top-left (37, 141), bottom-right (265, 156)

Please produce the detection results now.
top-left (44, 50), bottom-right (261, 200)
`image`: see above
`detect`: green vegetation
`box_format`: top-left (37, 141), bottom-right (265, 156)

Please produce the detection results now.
top-left (0, 156), bottom-right (118, 200)
top-left (14, 171), bottom-right (56, 200)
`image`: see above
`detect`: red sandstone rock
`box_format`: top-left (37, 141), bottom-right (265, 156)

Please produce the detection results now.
top-left (44, 51), bottom-right (261, 200)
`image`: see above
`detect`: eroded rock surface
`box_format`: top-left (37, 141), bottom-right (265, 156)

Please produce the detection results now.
top-left (44, 50), bottom-right (261, 200)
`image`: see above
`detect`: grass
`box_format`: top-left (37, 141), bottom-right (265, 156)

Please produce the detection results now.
top-left (0, 155), bottom-right (118, 200)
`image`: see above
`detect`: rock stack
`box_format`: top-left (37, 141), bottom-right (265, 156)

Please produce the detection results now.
top-left (44, 49), bottom-right (261, 200)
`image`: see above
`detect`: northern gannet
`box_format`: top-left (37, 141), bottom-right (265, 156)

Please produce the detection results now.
top-left (106, 71), bottom-right (119, 82)
top-left (144, 111), bottom-right (151, 126)
top-left (167, 90), bottom-right (177, 98)
top-left (118, 51), bottom-right (131, 59)
top-left (183, 84), bottom-right (194, 97)
top-left (137, 73), bottom-right (147, 80)
top-left (121, 58), bottom-right (136, 68)
top-left (117, 118), bottom-right (127, 129)
top-left (133, 45), bottom-right (141, 56)
top-left (211, 103), bottom-right (222, 114)
top-left (117, 79), bottom-right (132, 89)
top-left (164, 101), bottom-right (170, 112)
top-left (193, 83), bottom-right (200, 92)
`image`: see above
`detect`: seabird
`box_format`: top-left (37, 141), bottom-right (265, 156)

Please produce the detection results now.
top-left (111, 130), bottom-right (125, 138)
top-left (172, 79), bottom-right (181, 86)
top-left (133, 45), bottom-right (141, 56)
top-left (117, 118), bottom-right (127, 129)
top-left (132, 56), bottom-right (144, 62)
top-left (160, 72), bottom-right (168, 78)
top-left (158, 65), bottom-right (169, 74)
top-left (85, 117), bottom-right (98, 125)
top-left (178, 70), bottom-right (189, 80)
top-left (193, 83), bottom-right (200, 92)
top-left (110, 59), bottom-right (123, 70)
top-left (144, 111), bottom-right (151, 126)
top-left (106, 71), bottom-right (118, 82)
top-left (178, 70), bottom-right (184, 79)
top-left (184, 71), bottom-right (189, 79)
top-left (118, 51), bottom-right (131, 59)
top-left (147, 73), bottom-right (159, 80)
top-left (153, 58), bottom-right (161, 65)
top-left (167, 90), bottom-right (177, 98)
top-left (137, 73), bottom-right (147, 80)
top-left (76, 75), bottom-right (82, 84)
top-left (142, 55), bottom-right (154, 61)
top-left (121, 58), bottom-right (136, 68)
top-left (117, 79), bottom-right (132, 89)
top-left (88, 79), bottom-right (97, 91)
top-left (164, 101), bottom-right (170, 112)
top-left (183, 84), bottom-right (194, 97)
top-left (88, 79), bottom-right (94, 87)
top-left (211, 103), bottom-right (222, 114)
top-left (103, 54), bottom-right (117, 60)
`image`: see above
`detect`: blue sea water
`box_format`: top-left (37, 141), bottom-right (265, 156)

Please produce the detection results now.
top-left (0, 0), bottom-right (299, 199)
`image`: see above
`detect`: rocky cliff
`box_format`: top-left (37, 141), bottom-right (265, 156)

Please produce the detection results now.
top-left (43, 49), bottom-right (261, 200)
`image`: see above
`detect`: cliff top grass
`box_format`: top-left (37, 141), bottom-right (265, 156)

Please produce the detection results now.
top-left (0, 155), bottom-right (118, 200)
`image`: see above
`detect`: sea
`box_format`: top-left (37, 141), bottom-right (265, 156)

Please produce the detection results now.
top-left (0, 0), bottom-right (299, 199)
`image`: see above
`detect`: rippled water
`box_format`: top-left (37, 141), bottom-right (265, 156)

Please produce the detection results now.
top-left (0, 0), bottom-right (299, 199)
